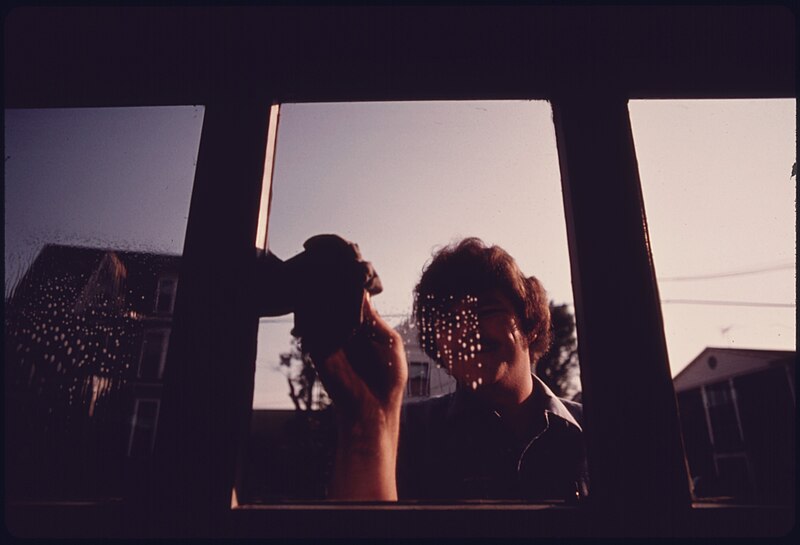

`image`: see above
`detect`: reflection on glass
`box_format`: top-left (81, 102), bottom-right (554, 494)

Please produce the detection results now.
top-left (630, 99), bottom-right (796, 505)
top-left (4, 107), bottom-right (203, 501)
top-left (241, 101), bottom-right (581, 503)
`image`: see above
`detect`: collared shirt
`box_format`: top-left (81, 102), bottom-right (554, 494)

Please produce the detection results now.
top-left (397, 375), bottom-right (589, 501)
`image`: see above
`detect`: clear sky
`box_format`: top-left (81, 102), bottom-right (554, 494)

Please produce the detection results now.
top-left (255, 100), bottom-right (572, 408)
top-left (4, 100), bottom-right (795, 411)
top-left (629, 99), bottom-right (796, 373)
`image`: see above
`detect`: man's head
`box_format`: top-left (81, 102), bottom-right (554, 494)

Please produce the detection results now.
top-left (413, 238), bottom-right (552, 390)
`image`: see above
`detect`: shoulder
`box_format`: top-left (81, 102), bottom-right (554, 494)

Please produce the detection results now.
top-left (401, 393), bottom-right (455, 426)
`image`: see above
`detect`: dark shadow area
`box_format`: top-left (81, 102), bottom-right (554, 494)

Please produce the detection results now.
top-left (4, 244), bottom-right (179, 502)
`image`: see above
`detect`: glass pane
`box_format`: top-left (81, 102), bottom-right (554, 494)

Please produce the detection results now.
top-left (129, 400), bottom-right (160, 458)
top-left (4, 106), bottom-right (204, 502)
top-left (630, 99), bottom-right (795, 505)
top-left (242, 101), bottom-right (582, 503)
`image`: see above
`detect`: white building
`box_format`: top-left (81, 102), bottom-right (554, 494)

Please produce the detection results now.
top-left (673, 347), bottom-right (795, 504)
top-left (395, 320), bottom-right (457, 403)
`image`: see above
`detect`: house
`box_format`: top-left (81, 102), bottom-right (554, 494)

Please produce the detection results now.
top-left (673, 347), bottom-right (795, 505)
top-left (4, 244), bottom-right (180, 500)
top-left (395, 320), bottom-right (457, 402)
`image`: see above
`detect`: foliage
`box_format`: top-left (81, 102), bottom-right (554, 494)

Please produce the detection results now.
top-left (534, 302), bottom-right (581, 400)
top-left (281, 301), bottom-right (582, 407)
top-left (279, 338), bottom-right (331, 412)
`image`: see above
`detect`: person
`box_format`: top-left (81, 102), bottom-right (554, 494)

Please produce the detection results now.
top-left (313, 237), bottom-right (588, 501)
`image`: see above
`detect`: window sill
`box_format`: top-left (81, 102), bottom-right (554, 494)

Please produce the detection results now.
top-left (6, 499), bottom-right (793, 538)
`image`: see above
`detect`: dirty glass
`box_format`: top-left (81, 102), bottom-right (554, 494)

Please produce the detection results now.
top-left (629, 99), bottom-right (796, 505)
top-left (241, 101), bottom-right (581, 503)
top-left (4, 106), bottom-right (204, 502)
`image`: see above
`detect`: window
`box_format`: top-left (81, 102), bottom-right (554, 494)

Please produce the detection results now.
top-left (138, 329), bottom-right (170, 380)
top-left (154, 276), bottom-right (178, 314)
top-left (243, 100), bottom-right (580, 504)
top-left (406, 361), bottom-right (430, 398)
top-left (5, 5), bottom-right (793, 540)
top-left (630, 99), bottom-right (796, 505)
top-left (128, 398), bottom-right (161, 457)
top-left (3, 106), bottom-right (202, 503)
top-left (703, 381), bottom-right (744, 451)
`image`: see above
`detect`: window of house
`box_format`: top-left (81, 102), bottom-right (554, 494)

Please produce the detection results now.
top-left (138, 329), bottom-right (170, 380)
top-left (3, 106), bottom-right (203, 502)
top-left (629, 99), bottom-right (796, 505)
top-left (154, 276), bottom-right (178, 314)
top-left (241, 100), bottom-right (580, 504)
top-left (128, 398), bottom-right (161, 457)
top-left (406, 361), bottom-right (430, 398)
top-left (703, 381), bottom-right (744, 451)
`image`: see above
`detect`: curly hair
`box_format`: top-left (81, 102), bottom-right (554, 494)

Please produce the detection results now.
top-left (413, 238), bottom-right (552, 365)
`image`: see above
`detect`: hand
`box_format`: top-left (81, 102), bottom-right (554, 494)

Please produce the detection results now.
top-left (314, 292), bottom-right (408, 500)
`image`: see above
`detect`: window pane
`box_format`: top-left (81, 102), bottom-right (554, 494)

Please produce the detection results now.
top-left (242, 101), bottom-right (581, 503)
top-left (4, 106), bottom-right (203, 501)
top-left (155, 277), bottom-right (178, 314)
top-left (138, 330), bottom-right (169, 380)
top-left (128, 399), bottom-right (160, 458)
top-left (630, 99), bottom-right (795, 505)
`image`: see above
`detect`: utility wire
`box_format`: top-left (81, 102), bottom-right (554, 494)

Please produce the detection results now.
top-left (259, 298), bottom-right (797, 321)
top-left (660, 299), bottom-right (795, 308)
top-left (260, 313), bottom-right (412, 323)
top-left (658, 263), bottom-right (794, 282)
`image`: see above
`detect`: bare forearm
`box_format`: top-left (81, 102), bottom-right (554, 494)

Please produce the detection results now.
top-left (328, 413), bottom-right (401, 500)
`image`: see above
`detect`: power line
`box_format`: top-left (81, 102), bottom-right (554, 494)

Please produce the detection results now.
top-left (658, 263), bottom-right (795, 282)
top-left (660, 299), bottom-right (795, 308)
top-left (259, 313), bottom-right (412, 324)
top-left (259, 299), bottom-right (797, 321)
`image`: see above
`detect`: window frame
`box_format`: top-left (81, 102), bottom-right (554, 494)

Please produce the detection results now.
top-left (154, 276), bottom-right (179, 315)
top-left (137, 328), bottom-right (171, 381)
top-left (3, 5), bottom-right (794, 539)
top-left (406, 361), bottom-right (431, 399)
top-left (127, 397), bottom-right (162, 457)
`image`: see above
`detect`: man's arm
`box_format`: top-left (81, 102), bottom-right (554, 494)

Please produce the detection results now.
top-left (316, 294), bottom-right (407, 500)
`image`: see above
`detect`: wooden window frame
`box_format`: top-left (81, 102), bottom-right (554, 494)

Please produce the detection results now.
top-left (4, 6), bottom-right (794, 539)
top-left (154, 276), bottom-right (179, 315)
top-left (137, 329), bottom-right (171, 381)
top-left (127, 398), bottom-right (162, 457)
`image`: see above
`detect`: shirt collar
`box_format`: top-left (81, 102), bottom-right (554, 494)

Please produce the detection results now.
top-left (446, 374), bottom-right (582, 432)
top-left (531, 374), bottom-right (582, 432)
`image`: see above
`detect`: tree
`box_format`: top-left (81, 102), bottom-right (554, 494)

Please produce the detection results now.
top-left (279, 338), bottom-right (331, 412)
top-left (534, 302), bottom-right (581, 400)
top-left (282, 301), bottom-right (583, 406)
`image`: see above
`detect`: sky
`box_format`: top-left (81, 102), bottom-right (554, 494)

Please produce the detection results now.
top-left (4, 106), bottom-right (205, 292)
top-left (4, 99), bottom-right (795, 411)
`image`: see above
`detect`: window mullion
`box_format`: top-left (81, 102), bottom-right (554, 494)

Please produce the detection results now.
top-left (551, 94), bottom-right (693, 532)
top-left (144, 101), bottom-right (271, 537)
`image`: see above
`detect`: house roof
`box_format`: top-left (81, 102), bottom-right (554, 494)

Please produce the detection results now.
top-left (7, 243), bottom-right (181, 315)
top-left (672, 347), bottom-right (796, 393)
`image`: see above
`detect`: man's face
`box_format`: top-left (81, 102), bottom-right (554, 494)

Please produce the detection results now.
top-left (424, 289), bottom-right (530, 390)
